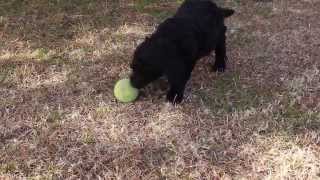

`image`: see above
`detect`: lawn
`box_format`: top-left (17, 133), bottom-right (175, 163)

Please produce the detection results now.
top-left (0, 0), bottom-right (320, 179)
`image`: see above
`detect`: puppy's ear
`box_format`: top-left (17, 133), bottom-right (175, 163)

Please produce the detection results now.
top-left (221, 8), bottom-right (234, 18)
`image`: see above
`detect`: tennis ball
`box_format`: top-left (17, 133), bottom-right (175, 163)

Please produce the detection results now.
top-left (114, 78), bottom-right (139, 103)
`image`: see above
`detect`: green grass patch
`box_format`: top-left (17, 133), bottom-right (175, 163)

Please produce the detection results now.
top-left (277, 102), bottom-right (320, 133)
top-left (0, 0), bottom-right (26, 16)
top-left (134, 0), bottom-right (159, 12)
top-left (134, 0), bottom-right (180, 21)
top-left (46, 111), bottom-right (62, 123)
top-left (148, 9), bottom-right (174, 21)
top-left (197, 73), bottom-right (272, 114)
top-left (0, 63), bottom-right (15, 86)
top-left (255, 2), bottom-right (274, 18)
top-left (0, 0), bottom-right (101, 16)
top-left (0, 161), bottom-right (17, 174)
top-left (82, 130), bottom-right (96, 144)
top-left (230, 29), bottom-right (255, 47)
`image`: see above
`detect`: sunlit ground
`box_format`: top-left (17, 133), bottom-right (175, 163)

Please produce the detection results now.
top-left (0, 0), bottom-right (319, 179)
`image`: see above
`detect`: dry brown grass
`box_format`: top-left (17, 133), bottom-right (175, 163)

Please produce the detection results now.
top-left (1, 0), bottom-right (320, 179)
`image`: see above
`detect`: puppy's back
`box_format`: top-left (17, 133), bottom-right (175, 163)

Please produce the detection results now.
top-left (175, 0), bottom-right (220, 19)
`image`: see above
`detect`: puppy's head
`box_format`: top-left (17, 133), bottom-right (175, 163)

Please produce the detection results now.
top-left (130, 38), bottom-right (162, 89)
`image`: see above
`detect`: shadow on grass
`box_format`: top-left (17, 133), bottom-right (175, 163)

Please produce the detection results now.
top-left (0, 0), bottom-right (124, 51)
top-left (1, 0), bottom-right (319, 179)
top-left (0, 55), bottom-right (122, 177)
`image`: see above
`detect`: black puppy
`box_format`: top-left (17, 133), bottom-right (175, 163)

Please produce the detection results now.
top-left (130, 0), bottom-right (234, 103)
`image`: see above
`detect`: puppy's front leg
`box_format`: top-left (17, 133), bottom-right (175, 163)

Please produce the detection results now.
top-left (167, 84), bottom-right (185, 104)
top-left (213, 28), bottom-right (227, 72)
top-left (166, 66), bottom-right (191, 104)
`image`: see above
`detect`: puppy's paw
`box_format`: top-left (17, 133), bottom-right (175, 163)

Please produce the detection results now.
top-left (212, 64), bottom-right (226, 72)
top-left (166, 92), bottom-right (183, 104)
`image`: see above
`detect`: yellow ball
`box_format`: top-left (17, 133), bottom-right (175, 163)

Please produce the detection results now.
top-left (114, 78), bottom-right (139, 103)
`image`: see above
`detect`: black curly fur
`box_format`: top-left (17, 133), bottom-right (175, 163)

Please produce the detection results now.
top-left (130, 0), bottom-right (234, 103)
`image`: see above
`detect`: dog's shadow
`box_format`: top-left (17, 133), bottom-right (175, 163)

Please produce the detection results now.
top-left (137, 55), bottom-right (223, 103)
top-left (138, 77), bottom-right (169, 102)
